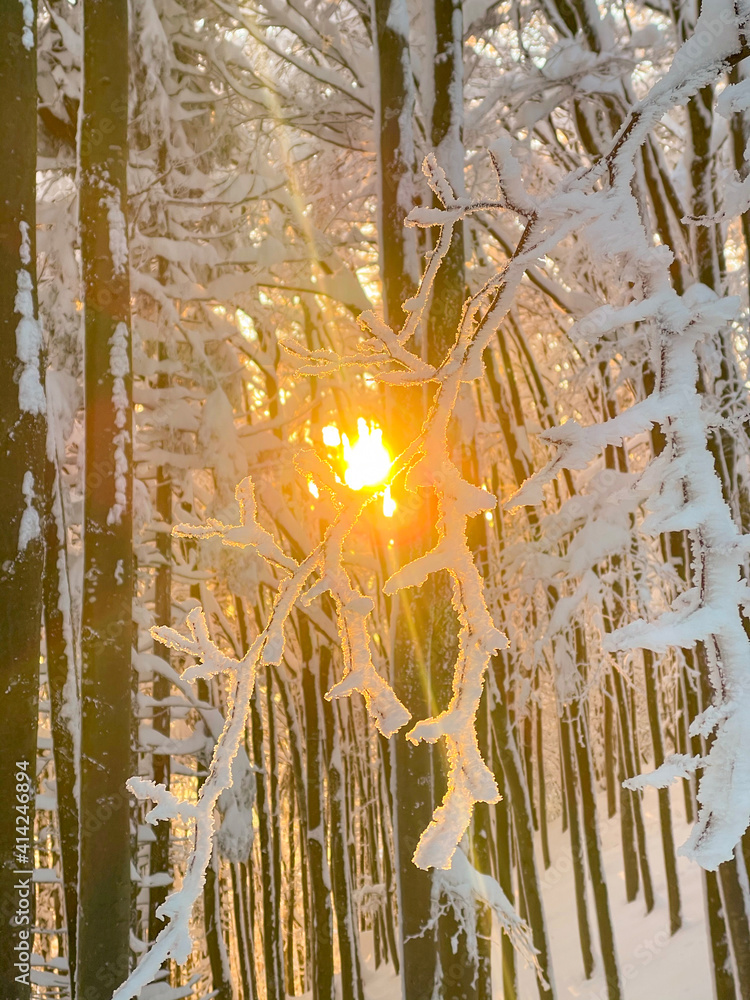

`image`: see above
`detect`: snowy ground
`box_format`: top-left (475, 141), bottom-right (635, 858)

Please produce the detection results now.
top-left (361, 784), bottom-right (712, 999)
top-left (514, 785), bottom-right (711, 1000)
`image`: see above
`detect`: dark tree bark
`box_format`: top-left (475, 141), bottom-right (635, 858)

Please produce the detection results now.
top-left (536, 699), bottom-right (551, 870)
top-left (472, 699), bottom-right (494, 1000)
top-left (231, 861), bottom-right (253, 1000)
top-left (373, 2), bottom-right (439, 997)
top-left (611, 662), bottom-right (654, 913)
top-left (373, 0), bottom-right (417, 331)
top-left (603, 673), bottom-right (617, 819)
top-left (0, 5), bottom-right (44, 998)
top-left (272, 658), bottom-right (312, 996)
top-left (265, 667), bottom-right (287, 994)
top-left (300, 621), bottom-right (335, 1000)
top-left (76, 0), bottom-right (133, 995)
top-left (493, 768), bottom-right (517, 1000)
top-left (203, 850), bottom-right (233, 1000)
top-left (194, 676), bottom-right (233, 1000)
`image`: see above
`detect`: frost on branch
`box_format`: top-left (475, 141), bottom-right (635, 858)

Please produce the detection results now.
top-left (294, 452), bottom-right (411, 737)
top-left (303, 544), bottom-right (411, 738)
top-left (513, 284), bottom-right (750, 868)
top-left (172, 474), bottom-right (408, 733)
top-left (385, 453), bottom-right (506, 870)
top-left (117, 459), bottom-right (416, 997)
top-left (623, 754), bottom-right (703, 792)
top-left (172, 476), bottom-right (297, 572)
top-left (291, 153), bottom-right (515, 870)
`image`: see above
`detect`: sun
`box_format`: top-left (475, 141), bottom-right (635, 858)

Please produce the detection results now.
top-left (320, 418), bottom-right (396, 515)
top-left (342, 418), bottom-right (391, 489)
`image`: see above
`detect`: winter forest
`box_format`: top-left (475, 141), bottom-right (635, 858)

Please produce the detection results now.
top-left (9, 0), bottom-right (750, 999)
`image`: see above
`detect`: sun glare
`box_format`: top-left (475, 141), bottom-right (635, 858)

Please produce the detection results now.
top-left (342, 418), bottom-right (392, 491)
top-left (318, 418), bottom-right (395, 514)
top-left (322, 424), bottom-right (341, 447)
top-left (382, 485), bottom-right (396, 517)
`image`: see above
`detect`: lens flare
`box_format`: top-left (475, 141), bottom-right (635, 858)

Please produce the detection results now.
top-left (342, 418), bottom-right (391, 490)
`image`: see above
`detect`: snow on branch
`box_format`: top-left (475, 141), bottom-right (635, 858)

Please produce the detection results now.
top-left (304, 514), bottom-right (411, 738)
top-left (491, 6), bottom-right (750, 866)
top-left (115, 22), bottom-right (750, 981)
top-left (113, 629), bottom-right (264, 1000)
top-left (384, 452), bottom-right (506, 869)
top-left (623, 754), bottom-right (703, 791)
top-left (172, 476), bottom-right (297, 572)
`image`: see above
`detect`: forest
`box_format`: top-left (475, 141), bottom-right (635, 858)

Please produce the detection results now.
top-left (3, 0), bottom-right (750, 998)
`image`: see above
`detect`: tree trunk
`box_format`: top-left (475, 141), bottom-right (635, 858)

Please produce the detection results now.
top-left (373, 1), bottom-right (441, 995)
top-left (642, 650), bottom-right (681, 934)
top-left (491, 660), bottom-right (556, 1000)
top-left (231, 862), bottom-right (253, 1000)
top-left (194, 677), bottom-right (233, 1000)
top-left (265, 667), bottom-right (286, 993)
top-left (285, 788), bottom-right (297, 994)
top-left (603, 672), bottom-right (617, 820)
top-left (377, 734), bottom-right (401, 976)
top-left (719, 856), bottom-right (750, 1000)
top-left (559, 712), bottom-right (594, 980)
top-left (321, 651), bottom-right (364, 1000)
top-left (571, 706), bottom-right (623, 1000)
top-left (77, 0), bottom-right (133, 993)
top-left (706, 868), bottom-right (738, 1000)
top-left (272, 657), bottom-right (312, 995)
top-left (203, 850), bottom-right (233, 1000)
top-left (611, 663), bottom-right (654, 913)
top-left (0, 6), bottom-right (44, 998)
top-left (300, 622), bottom-right (335, 1000)
top-left (470, 689), bottom-right (493, 1000)
top-left (536, 699), bottom-right (551, 870)
top-left (251, 676), bottom-right (284, 1000)
top-left (493, 767), bottom-right (517, 1000)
